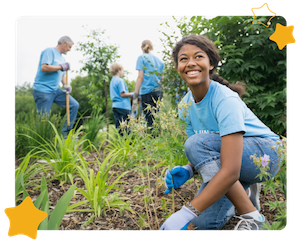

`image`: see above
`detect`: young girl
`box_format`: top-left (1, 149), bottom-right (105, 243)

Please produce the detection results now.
top-left (109, 63), bottom-right (134, 134)
top-left (160, 35), bottom-right (281, 230)
top-left (133, 40), bottom-right (164, 129)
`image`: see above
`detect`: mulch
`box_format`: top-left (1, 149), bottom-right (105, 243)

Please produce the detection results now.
top-left (21, 150), bottom-right (285, 231)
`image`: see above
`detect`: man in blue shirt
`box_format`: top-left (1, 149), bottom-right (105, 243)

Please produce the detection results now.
top-left (32, 36), bottom-right (79, 137)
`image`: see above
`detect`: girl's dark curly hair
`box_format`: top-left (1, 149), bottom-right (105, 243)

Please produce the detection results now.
top-left (172, 34), bottom-right (246, 97)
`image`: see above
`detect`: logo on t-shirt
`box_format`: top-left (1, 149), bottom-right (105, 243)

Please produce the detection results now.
top-left (194, 130), bottom-right (220, 135)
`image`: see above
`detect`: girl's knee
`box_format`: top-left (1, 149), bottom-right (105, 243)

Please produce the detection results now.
top-left (184, 134), bottom-right (198, 150)
top-left (184, 134), bottom-right (221, 172)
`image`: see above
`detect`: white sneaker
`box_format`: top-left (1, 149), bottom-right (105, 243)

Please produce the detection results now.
top-left (234, 214), bottom-right (269, 230)
top-left (249, 183), bottom-right (261, 212)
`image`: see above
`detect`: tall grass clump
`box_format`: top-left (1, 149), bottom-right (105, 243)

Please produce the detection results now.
top-left (67, 149), bottom-right (134, 219)
top-left (15, 110), bottom-right (64, 159)
top-left (31, 122), bottom-right (91, 185)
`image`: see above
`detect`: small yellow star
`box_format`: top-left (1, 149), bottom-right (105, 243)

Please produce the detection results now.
top-left (251, 3), bottom-right (276, 27)
top-left (5, 196), bottom-right (47, 239)
top-left (269, 23), bottom-right (296, 50)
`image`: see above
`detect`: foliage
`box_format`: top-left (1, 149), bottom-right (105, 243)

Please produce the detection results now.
top-left (82, 108), bottom-right (106, 149)
top-left (251, 137), bottom-right (287, 230)
top-left (15, 82), bottom-right (35, 116)
top-left (67, 76), bottom-right (94, 117)
top-left (76, 28), bottom-right (119, 111)
top-left (15, 110), bottom-right (64, 159)
top-left (31, 122), bottom-right (90, 184)
top-left (106, 96), bottom-right (190, 228)
top-left (67, 150), bottom-right (134, 217)
top-left (106, 96), bottom-right (189, 171)
top-left (159, 16), bottom-right (286, 136)
top-left (15, 152), bottom-right (48, 204)
top-left (69, 75), bottom-right (115, 123)
top-left (36, 176), bottom-right (76, 230)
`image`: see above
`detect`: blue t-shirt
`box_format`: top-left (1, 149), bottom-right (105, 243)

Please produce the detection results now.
top-left (33, 47), bottom-right (66, 93)
top-left (135, 53), bottom-right (164, 95)
top-left (178, 80), bottom-right (280, 141)
top-left (109, 76), bottom-right (131, 111)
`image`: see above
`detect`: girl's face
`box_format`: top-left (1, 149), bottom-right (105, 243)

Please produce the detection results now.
top-left (176, 44), bottom-right (214, 87)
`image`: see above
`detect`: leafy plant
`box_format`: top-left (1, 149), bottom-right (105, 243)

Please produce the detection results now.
top-left (76, 27), bottom-right (120, 135)
top-left (67, 150), bottom-right (134, 218)
top-left (159, 16), bottom-right (286, 136)
top-left (251, 137), bottom-right (287, 230)
top-left (83, 109), bottom-right (106, 149)
top-left (15, 110), bottom-right (64, 159)
top-left (104, 126), bottom-right (145, 169)
top-left (31, 122), bottom-right (90, 184)
top-left (15, 151), bottom-right (48, 204)
top-left (33, 176), bottom-right (76, 230)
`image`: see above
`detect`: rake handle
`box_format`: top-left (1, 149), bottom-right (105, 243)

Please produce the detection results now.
top-left (66, 70), bottom-right (70, 128)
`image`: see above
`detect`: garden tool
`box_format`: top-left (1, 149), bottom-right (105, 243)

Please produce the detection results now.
top-left (65, 70), bottom-right (71, 131)
top-left (131, 97), bottom-right (138, 117)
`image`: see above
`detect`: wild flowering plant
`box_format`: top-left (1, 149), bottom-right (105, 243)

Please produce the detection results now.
top-left (251, 138), bottom-right (287, 230)
top-left (250, 153), bottom-right (272, 181)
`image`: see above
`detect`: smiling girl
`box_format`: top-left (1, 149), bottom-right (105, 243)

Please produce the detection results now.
top-left (160, 35), bottom-right (281, 230)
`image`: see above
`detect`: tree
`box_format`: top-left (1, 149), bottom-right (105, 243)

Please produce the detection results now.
top-left (160, 16), bottom-right (286, 136)
top-left (76, 28), bottom-right (120, 136)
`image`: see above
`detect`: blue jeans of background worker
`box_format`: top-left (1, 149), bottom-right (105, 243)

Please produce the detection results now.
top-left (112, 108), bottom-right (131, 135)
top-left (33, 88), bottom-right (79, 137)
top-left (141, 90), bottom-right (162, 129)
top-left (184, 133), bottom-right (280, 230)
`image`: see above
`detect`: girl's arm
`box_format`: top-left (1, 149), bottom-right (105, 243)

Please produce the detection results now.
top-left (134, 70), bottom-right (144, 94)
top-left (190, 132), bottom-right (244, 212)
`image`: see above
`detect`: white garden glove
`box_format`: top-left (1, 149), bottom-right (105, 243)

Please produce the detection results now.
top-left (63, 84), bottom-right (72, 94)
top-left (159, 205), bottom-right (197, 230)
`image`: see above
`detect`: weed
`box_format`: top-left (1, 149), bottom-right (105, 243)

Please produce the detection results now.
top-left (251, 137), bottom-right (287, 230)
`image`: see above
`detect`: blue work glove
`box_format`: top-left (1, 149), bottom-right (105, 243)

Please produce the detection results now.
top-left (164, 165), bottom-right (193, 194)
top-left (159, 205), bottom-right (197, 230)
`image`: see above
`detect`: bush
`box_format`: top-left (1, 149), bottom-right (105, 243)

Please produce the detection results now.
top-left (159, 16), bottom-right (286, 136)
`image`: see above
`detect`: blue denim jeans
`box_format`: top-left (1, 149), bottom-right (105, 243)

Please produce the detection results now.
top-left (184, 133), bottom-right (280, 230)
top-left (33, 89), bottom-right (79, 136)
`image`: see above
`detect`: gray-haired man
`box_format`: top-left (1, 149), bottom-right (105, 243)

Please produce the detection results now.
top-left (32, 36), bottom-right (79, 137)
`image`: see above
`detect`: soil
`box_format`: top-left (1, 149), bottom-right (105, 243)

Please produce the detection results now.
top-left (21, 150), bottom-right (285, 231)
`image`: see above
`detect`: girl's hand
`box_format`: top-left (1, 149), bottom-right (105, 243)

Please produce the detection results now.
top-left (159, 205), bottom-right (197, 230)
top-left (164, 165), bottom-right (193, 194)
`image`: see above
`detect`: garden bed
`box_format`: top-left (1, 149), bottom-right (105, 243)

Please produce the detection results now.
top-left (24, 150), bottom-right (285, 230)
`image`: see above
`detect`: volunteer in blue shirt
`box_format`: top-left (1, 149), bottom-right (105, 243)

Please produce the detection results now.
top-left (109, 63), bottom-right (133, 134)
top-left (133, 40), bottom-right (164, 129)
top-left (160, 35), bottom-right (281, 230)
top-left (32, 36), bottom-right (79, 137)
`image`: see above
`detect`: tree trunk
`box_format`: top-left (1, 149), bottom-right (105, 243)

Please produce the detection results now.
top-left (104, 78), bottom-right (109, 140)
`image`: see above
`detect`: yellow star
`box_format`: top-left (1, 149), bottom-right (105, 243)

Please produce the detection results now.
top-left (5, 196), bottom-right (47, 239)
top-left (251, 3), bottom-right (276, 27)
top-left (269, 23), bottom-right (296, 50)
